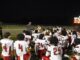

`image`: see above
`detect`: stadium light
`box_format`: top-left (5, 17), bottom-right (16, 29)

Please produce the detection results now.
top-left (74, 16), bottom-right (80, 24)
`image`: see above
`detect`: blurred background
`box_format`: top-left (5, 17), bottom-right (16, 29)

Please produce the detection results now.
top-left (0, 0), bottom-right (80, 25)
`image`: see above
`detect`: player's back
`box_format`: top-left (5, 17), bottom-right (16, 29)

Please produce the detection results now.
top-left (0, 38), bottom-right (13, 56)
top-left (32, 33), bottom-right (40, 38)
top-left (58, 35), bottom-right (68, 47)
top-left (47, 45), bottom-right (62, 60)
top-left (43, 35), bottom-right (50, 40)
top-left (14, 40), bottom-right (28, 56)
top-left (35, 39), bottom-right (47, 50)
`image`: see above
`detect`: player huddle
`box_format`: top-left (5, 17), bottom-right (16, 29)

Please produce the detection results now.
top-left (0, 26), bottom-right (80, 60)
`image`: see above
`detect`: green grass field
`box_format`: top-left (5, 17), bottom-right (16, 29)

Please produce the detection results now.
top-left (1, 25), bottom-right (73, 41)
top-left (2, 25), bottom-right (26, 40)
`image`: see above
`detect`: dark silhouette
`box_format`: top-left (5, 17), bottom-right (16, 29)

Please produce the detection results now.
top-left (0, 26), bottom-right (3, 39)
top-left (26, 21), bottom-right (32, 30)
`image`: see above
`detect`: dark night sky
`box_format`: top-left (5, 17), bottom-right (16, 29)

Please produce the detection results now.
top-left (0, 0), bottom-right (80, 25)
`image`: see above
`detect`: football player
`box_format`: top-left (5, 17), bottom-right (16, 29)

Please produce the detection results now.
top-left (14, 33), bottom-right (31, 60)
top-left (71, 38), bottom-right (80, 60)
top-left (46, 36), bottom-right (63, 60)
top-left (34, 34), bottom-right (48, 59)
top-left (0, 32), bottom-right (13, 60)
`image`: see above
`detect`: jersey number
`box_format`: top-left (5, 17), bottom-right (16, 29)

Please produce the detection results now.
top-left (53, 47), bottom-right (61, 55)
top-left (3, 44), bottom-right (7, 52)
top-left (37, 43), bottom-right (43, 48)
top-left (18, 44), bottom-right (23, 51)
